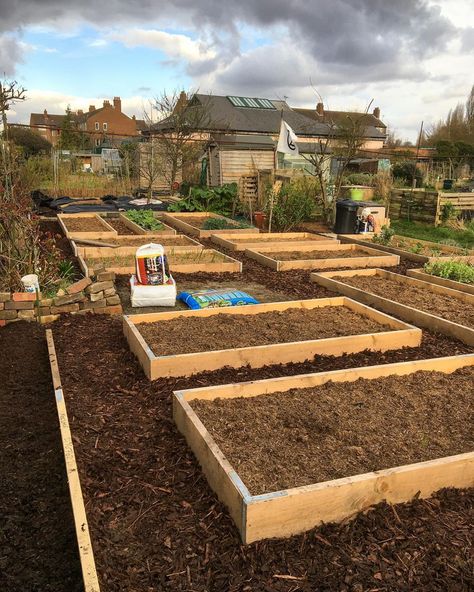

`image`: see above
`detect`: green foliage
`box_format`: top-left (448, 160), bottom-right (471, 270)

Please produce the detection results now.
top-left (124, 210), bottom-right (164, 230)
top-left (59, 106), bottom-right (89, 151)
top-left (201, 217), bottom-right (251, 230)
top-left (168, 183), bottom-right (238, 216)
top-left (342, 173), bottom-right (375, 186)
top-left (8, 126), bottom-right (52, 156)
top-left (265, 180), bottom-right (315, 232)
top-left (391, 219), bottom-right (474, 249)
top-left (440, 201), bottom-right (455, 223)
top-left (372, 225), bottom-right (395, 246)
top-left (409, 242), bottom-right (423, 254)
top-left (58, 260), bottom-right (75, 281)
top-left (392, 161), bottom-right (423, 186)
top-left (424, 260), bottom-right (474, 284)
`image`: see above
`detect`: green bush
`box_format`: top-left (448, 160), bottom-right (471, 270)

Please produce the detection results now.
top-left (342, 173), bottom-right (375, 186)
top-left (372, 225), bottom-right (395, 246)
top-left (424, 260), bottom-right (474, 284)
top-left (124, 210), bottom-right (164, 230)
top-left (168, 183), bottom-right (238, 217)
top-left (392, 161), bottom-right (423, 186)
top-left (265, 180), bottom-right (315, 231)
top-left (201, 217), bottom-right (251, 230)
top-left (440, 201), bottom-right (455, 224)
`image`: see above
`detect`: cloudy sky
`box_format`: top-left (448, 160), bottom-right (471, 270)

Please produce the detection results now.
top-left (1, 0), bottom-right (473, 141)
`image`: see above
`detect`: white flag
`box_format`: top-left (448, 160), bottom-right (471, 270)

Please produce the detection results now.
top-left (277, 120), bottom-right (299, 155)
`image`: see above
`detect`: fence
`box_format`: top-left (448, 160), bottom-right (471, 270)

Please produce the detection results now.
top-left (389, 189), bottom-right (474, 226)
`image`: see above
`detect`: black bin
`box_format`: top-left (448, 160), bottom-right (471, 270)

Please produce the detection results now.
top-left (443, 179), bottom-right (454, 190)
top-left (334, 200), bottom-right (360, 234)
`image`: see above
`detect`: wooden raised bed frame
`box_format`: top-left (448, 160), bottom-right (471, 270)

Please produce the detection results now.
top-left (58, 213), bottom-right (117, 241)
top-left (123, 297), bottom-right (421, 379)
top-left (211, 232), bottom-right (339, 252)
top-left (173, 354), bottom-right (474, 544)
top-left (162, 212), bottom-right (259, 238)
top-left (114, 213), bottom-right (177, 236)
top-left (72, 235), bottom-right (203, 259)
top-left (79, 248), bottom-right (242, 277)
top-left (339, 234), bottom-right (474, 264)
top-left (311, 268), bottom-right (474, 346)
top-left (245, 243), bottom-right (399, 271)
top-left (407, 268), bottom-right (474, 295)
top-left (46, 330), bottom-right (100, 592)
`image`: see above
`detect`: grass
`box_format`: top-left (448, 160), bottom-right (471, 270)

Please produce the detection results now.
top-left (391, 219), bottom-right (474, 249)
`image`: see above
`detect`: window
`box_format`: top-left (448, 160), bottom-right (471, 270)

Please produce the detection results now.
top-left (95, 121), bottom-right (99, 130)
top-left (227, 96), bottom-right (276, 109)
top-left (103, 122), bottom-right (108, 131)
top-left (95, 138), bottom-right (101, 147)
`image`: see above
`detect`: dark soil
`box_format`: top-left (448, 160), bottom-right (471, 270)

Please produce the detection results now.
top-left (52, 314), bottom-right (474, 592)
top-left (138, 306), bottom-right (391, 356)
top-left (65, 216), bottom-right (111, 232)
top-left (267, 248), bottom-right (376, 260)
top-left (0, 322), bottom-right (83, 592)
top-left (192, 368), bottom-right (474, 494)
top-left (338, 274), bottom-right (474, 327)
top-left (231, 234), bottom-right (330, 243)
top-left (103, 236), bottom-right (200, 247)
top-left (104, 217), bottom-right (137, 235)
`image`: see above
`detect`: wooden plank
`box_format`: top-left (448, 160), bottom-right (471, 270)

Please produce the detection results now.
top-left (162, 212), bottom-right (258, 238)
top-left (311, 269), bottom-right (474, 345)
top-left (407, 268), bottom-right (474, 295)
top-left (46, 330), bottom-right (100, 591)
top-left (174, 354), bottom-right (474, 543)
top-left (58, 213), bottom-right (118, 241)
top-left (124, 298), bottom-right (421, 379)
top-left (211, 232), bottom-right (339, 252)
top-left (78, 242), bottom-right (203, 258)
top-left (117, 213), bottom-right (177, 236)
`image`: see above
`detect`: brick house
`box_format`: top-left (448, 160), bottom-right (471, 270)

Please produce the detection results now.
top-left (30, 97), bottom-right (142, 147)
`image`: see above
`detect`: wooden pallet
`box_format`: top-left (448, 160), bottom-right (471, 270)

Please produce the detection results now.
top-left (311, 268), bottom-right (474, 345)
top-left (407, 268), bottom-right (474, 295)
top-left (245, 243), bottom-right (399, 271)
top-left (46, 330), bottom-right (100, 591)
top-left (173, 354), bottom-right (474, 543)
top-left (58, 213), bottom-right (117, 241)
top-left (162, 212), bottom-right (258, 238)
top-left (123, 297), bottom-right (421, 379)
top-left (211, 232), bottom-right (339, 252)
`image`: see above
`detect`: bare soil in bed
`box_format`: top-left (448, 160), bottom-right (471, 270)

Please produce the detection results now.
top-left (64, 216), bottom-right (111, 232)
top-left (268, 248), bottom-right (374, 260)
top-left (138, 306), bottom-right (391, 356)
top-left (53, 314), bottom-right (473, 592)
top-left (192, 368), bottom-right (473, 495)
top-left (103, 217), bottom-right (137, 235)
top-left (338, 274), bottom-right (474, 327)
top-left (97, 236), bottom-right (198, 247)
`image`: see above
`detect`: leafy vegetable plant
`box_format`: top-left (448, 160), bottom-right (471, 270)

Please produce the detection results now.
top-left (424, 260), bottom-right (474, 284)
top-left (125, 210), bottom-right (164, 231)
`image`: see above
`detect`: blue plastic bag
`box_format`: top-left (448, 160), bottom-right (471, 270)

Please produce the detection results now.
top-left (178, 288), bottom-right (259, 310)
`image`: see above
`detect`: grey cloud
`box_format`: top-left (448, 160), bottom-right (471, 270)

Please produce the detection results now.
top-left (0, 34), bottom-right (24, 77)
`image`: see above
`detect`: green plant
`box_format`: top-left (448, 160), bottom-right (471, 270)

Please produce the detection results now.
top-left (440, 201), bottom-right (455, 224)
top-left (58, 260), bottom-right (75, 281)
top-left (409, 242), bottom-right (423, 254)
top-left (392, 161), bottom-right (423, 186)
top-left (391, 219), bottom-right (474, 250)
top-left (342, 173), bottom-right (375, 186)
top-left (424, 260), bottom-right (474, 284)
top-left (264, 180), bottom-right (315, 231)
top-left (201, 217), bottom-right (251, 230)
top-left (124, 210), bottom-right (164, 231)
top-left (168, 183), bottom-right (239, 217)
top-left (372, 225), bottom-right (395, 246)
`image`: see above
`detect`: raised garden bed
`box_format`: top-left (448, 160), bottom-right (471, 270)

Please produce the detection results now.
top-left (72, 234), bottom-right (203, 258)
top-left (407, 268), bottom-right (474, 295)
top-left (124, 297), bottom-right (421, 379)
top-left (80, 248), bottom-right (242, 277)
top-left (311, 268), bottom-right (474, 345)
top-left (174, 355), bottom-right (474, 543)
top-left (116, 213), bottom-right (177, 236)
top-left (211, 232), bottom-right (338, 251)
top-left (339, 234), bottom-right (474, 264)
top-left (163, 212), bottom-right (257, 238)
top-left (245, 243), bottom-right (399, 271)
top-left (58, 213), bottom-right (117, 240)
top-left (46, 330), bottom-right (99, 592)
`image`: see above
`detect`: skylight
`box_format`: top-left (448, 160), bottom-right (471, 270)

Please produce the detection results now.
top-left (227, 96), bottom-right (276, 110)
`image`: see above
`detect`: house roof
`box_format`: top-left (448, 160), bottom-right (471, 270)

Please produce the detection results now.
top-left (294, 108), bottom-right (386, 139)
top-left (151, 94), bottom-right (331, 137)
top-left (30, 113), bottom-right (66, 128)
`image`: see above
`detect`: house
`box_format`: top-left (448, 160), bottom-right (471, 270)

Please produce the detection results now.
top-left (146, 93), bottom-right (388, 189)
top-left (29, 97), bottom-right (142, 148)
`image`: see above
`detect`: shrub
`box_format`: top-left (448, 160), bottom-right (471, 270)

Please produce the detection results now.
top-left (124, 210), bottom-right (164, 230)
top-left (440, 201), bottom-right (455, 224)
top-left (168, 183), bottom-right (239, 217)
top-left (342, 173), bottom-right (375, 186)
top-left (424, 260), bottom-right (474, 284)
top-left (265, 179), bottom-right (315, 231)
top-left (372, 225), bottom-right (395, 246)
top-left (392, 161), bottom-right (423, 186)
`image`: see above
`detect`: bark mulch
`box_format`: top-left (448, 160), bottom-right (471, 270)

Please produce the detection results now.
top-left (52, 313), bottom-right (473, 592)
top-left (0, 322), bottom-right (83, 592)
top-left (192, 368), bottom-right (473, 494)
top-left (337, 274), bottom-right (474, 327)
top-left (263, 248), bottom-right (374, 260)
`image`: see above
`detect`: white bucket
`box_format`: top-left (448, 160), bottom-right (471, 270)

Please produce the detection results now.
top-left (21, 274), bottom-right (40, 293)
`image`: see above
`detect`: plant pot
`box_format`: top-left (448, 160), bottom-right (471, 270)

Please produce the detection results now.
top-left (253, 211), bottom-right (267, 230)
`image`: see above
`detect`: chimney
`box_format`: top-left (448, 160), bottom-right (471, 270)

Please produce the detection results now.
top-left (373, 107), bottom-right (380, 119)
top-left (113, 96), bottom-right (121, 112)
top-left (89, 104), bottom-right (96, 112)
top-left (103, 100), bottom-right (110, 107)
top-left (316, 102), bottom-right (324, 116)
top-left (43, 109), bottom-right (48, 115)
top-left (132, 115), bottom-right (136, 120)
top-left (77, 109), bottom-right (83, 116)
top-left (174, 90), bottom-right (188, 113)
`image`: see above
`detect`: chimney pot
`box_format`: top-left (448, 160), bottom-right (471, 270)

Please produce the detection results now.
top-left (103, 100), bottom-right (110, 107)
top-left (89, 104), bottom-right (96, 112)
top-left (316, 102), bottom-right (324, 115)
top-left (43, 109), bottom-right (48, 115)
top-left (113, 96), bottom-right (121, 112)
top-left (373, 107), bottom-right (381, 119)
